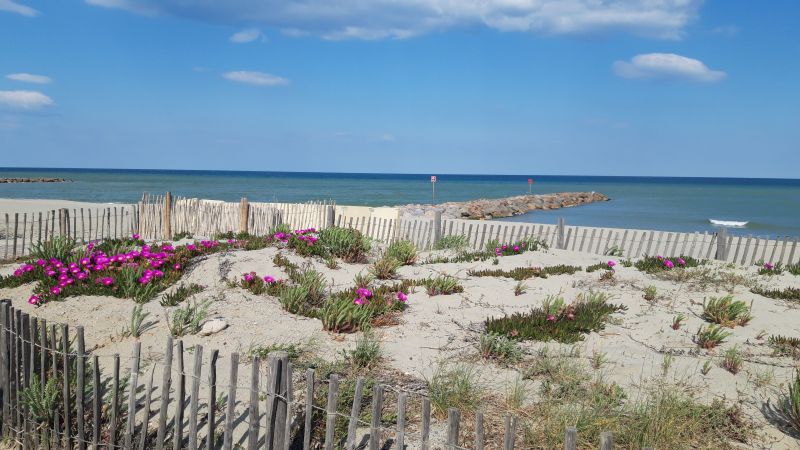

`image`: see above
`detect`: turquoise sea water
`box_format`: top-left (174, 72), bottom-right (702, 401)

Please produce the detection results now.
top-left (1, 168), bottom-right (799, 237)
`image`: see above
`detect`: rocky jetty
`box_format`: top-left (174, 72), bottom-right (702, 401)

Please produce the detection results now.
top-left (0, 178), bottom-right (68, 183)
top-left (399, 191), bottom-right (609, 220)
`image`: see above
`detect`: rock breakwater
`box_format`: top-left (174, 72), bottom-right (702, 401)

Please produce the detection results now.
top-left (399, 192), bottom-right (609, 219)
top-left (0, 178), bottom-right (68, 183)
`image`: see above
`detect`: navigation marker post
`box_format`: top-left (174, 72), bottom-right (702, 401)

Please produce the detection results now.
top-left (528, 178), bottom-right (534, 194)
top-left (431, 175), bottom-right (437, 202)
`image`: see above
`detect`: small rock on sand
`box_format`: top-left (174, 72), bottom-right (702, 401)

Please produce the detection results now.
top-left (199, 318), bottom-right (228, 336)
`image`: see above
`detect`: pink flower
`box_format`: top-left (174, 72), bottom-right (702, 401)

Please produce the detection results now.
top-left (28, 295), bottom-right (40, 305)
top-left (764, 262), bottom-right (774, 270)
top-left (243, 273), bottom-right (255, 282)
top-left (657, 255), bottom-right (663, 260)
top-left (36, 259), bottom-right (46, 266)
top-left (664, 260), bottom-right (674, 269)
top-left (353, 297), bottom-right (365, 306)
top-left (502, 245), bottom-right (508, 250)
top-left (396, 292), bottom-right (408, 302)
top-left (132, 233), bottom-right (140, 240)
top-left (356, 288), bottom-right (373, 299)
top-left (513, 246), bottom-right (520, 252)
top-left (173, 263), bottom-right (182, 270)
top-left (99, 277), bottom-right (114, 286)
top-left (677, 258), bottom-right (686, 266)
top-left (50, 286), bottom-right (61, 296)
top-left (607, 261), bottom-right (616, 268)
top-left (264, 276), bottom-right (275, 284)
top-left (546, 314), bottom-right (556, 322)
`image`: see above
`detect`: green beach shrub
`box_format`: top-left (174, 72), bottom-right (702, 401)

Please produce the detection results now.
top-left (780, 370), bottom-right (800, 433)
top-left (478, 332), bottom-right (523, 363)
top-left (702, 295), bottom-right (752, 327)
top-left (434, 234), bottom-right (469, 251)
top-left (469, 264), bottom-right (581, 281)
top-left (369, 255), bottom-right (401, 280)
top-left (418, 275), bottom-right (463, 296)
top-left (385, 240), bottom-right (417, 265)
top-left (30, 236), bottom-right (77, 262)
top-left (160, 283), bottom-right (205, 307)
top-left (695, 324), bottom-right (732, 349)
top-left (343, 330), bottom-right (383, 368)
top-left (167, 298), bottom-right (212, 337)
top-left (721, 345), bottom-right (743, 374)
top-left (485, 292), bottom-right (626, 344)
top-left (122, 304), bottom-right (151, 338)
top-left (634, 255), bottom-right (702, 273)
top-left (317, 227), bottom-right (371, 263)
top-left (767, 335), bottom-right (800, 358)
top-left (643, 285), bottom-right (657, 301)
top-left (427, 363), bottom-right (484, 419)
top-left (751, 286), bottom-right (800, 302)
top-left (319, 282), bottom-right (411, 333)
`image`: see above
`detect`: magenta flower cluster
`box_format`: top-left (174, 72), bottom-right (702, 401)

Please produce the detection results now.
top-left (11, 234), bottom-right (228, 306)
top-left (353, 287), bottom-right (373, 305)
top-left (494, 242), bottom-right (524, 257)
top-left (352, 288), bottom-right (408, 306)
top-left (241, 272), bottom-right (280, 284)
top-left (274, 228), bottom-right (318, 246)
top-left (656, 255), bottom-right (685, 269)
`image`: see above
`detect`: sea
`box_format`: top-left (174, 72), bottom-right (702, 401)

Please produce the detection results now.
top-left (1, 168), bottom-right (799, 237)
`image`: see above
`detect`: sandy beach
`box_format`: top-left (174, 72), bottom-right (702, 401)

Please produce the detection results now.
top-left (0, 198), bottom-right (133, 214)
top-left (2, 229), bottom-right (799, 448)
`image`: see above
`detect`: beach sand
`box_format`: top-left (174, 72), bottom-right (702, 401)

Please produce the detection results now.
top-left (2, 240), bottom-right (799, 447)
top-left (0, 198), bottom-right (133, 214)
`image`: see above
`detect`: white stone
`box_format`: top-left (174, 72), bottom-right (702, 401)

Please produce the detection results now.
top-left (199, 318), bottom-right (228, 336)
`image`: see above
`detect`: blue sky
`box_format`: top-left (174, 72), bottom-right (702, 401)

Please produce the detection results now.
top-left (1, 0), bottom-right (798, 177)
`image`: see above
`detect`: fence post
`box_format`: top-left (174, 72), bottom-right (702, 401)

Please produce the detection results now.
top-left (266, 351), bottom-right (290, 450)
top-left (432, 210), bottom-right (442, 248)
top-left (715, 227), bottom-right (728, 261)
top-left (325, 205), bottom-right (335, 229)
top-left (163, 192), bottom-right (173, 240)
top-left (239, 197), bottom-right (249, 235)
top-left (557, 217), bottom-right (566, 250)
top-left (0, 299), bottom-right (8, 437)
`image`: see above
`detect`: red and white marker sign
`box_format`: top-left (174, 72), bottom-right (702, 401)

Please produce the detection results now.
top-left (528, 178), bottom-right (533, 184)
top-left (431, 176), bottom-right (437, 183)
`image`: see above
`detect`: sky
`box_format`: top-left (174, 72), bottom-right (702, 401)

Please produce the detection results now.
top-left (0, 0), bottom-right (798, 178)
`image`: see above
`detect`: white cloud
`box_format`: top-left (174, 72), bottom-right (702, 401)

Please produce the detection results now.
top-left (378, 133), bottom-right (396, 142)
top-left (230, 28), bottom-right (264, 43)
top-left (222, 71), bottom-right (289, 86)
top-left (613, 53), bottom-right (726, 82)
top-left (0, 0), bottom-right (38, 16)
top-left (85, 0), bottom-right (701, 40)
top-left (0, 90), bottom-right (54, 109)
top-left (6, 73), bottom-right (52, 84)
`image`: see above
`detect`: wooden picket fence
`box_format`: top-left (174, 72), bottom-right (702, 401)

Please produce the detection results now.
top-left (1, 207), bottom-right (138, 261)
top-left (2, 192), bottom-right (798, 266)
top-left (137, 193), bottom-right (332, 241)
top-left (0, 299), bottom-right (658, 450)
top-left (388, 215), bottom-right (799, 265)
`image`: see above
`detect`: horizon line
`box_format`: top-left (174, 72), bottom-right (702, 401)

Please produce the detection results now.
top-left (1, 166), bottom-right (799, 182)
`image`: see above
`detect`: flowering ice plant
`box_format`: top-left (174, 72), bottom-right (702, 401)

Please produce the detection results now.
top-left (4, 236), bottom-right (232, 305)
